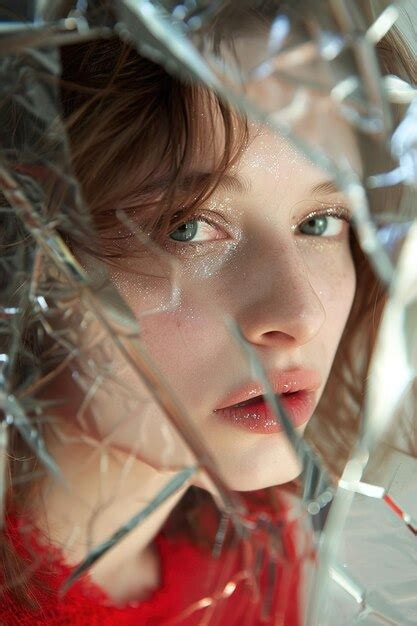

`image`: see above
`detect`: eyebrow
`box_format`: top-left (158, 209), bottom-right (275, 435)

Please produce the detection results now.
top-left (311, 180), bottom-right (344, 196)
top-left (179, 173), bottom-right (344, 197)
top-left (176, 172), bottom-right (252, 194)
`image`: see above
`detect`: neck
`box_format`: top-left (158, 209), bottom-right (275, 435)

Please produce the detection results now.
top-left (34, 422), bottom-right (189, 605)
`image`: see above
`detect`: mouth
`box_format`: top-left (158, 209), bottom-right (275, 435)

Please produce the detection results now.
top-left (213, 369), bottom-right (320, 434)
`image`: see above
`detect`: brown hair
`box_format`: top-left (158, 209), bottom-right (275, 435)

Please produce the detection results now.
top-left (1, 36), bottom-right (250, 605)
top-left (1, 10), bottom-right (416, 607)
top-left (59, 39), bottom-right (247, 258)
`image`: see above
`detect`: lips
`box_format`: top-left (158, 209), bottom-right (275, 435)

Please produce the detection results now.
top-left (213, 369), bottom-right (321, 434)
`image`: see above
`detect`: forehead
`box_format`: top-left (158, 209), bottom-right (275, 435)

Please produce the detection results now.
top-left (235, 120), bottom-right (361, 187)
top-left (204, 96), bottom-right (361, 187)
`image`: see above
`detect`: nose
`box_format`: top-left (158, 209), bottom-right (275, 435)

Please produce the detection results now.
top-left (235, 243), bottom-right (326, 349)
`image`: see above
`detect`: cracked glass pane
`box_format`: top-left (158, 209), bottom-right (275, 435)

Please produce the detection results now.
top-left (0, 2), bottom-right (416, 625)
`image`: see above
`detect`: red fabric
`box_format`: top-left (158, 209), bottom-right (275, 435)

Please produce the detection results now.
top-left (0, 494), bottom-right (307, 625)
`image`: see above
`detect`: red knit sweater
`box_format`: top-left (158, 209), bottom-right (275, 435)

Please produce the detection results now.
top-left (0, 494), bottom-right (307, 625)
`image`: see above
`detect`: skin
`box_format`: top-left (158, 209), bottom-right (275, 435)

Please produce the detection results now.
top-left (39, 121), bottom-right (357, 605)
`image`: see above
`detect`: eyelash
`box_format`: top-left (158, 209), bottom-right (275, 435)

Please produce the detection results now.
top-left (167, 206), bottom-right (352, 247)
top-left (296, 206), bottom-right (352, 231)
top-left (165, 213), bottom-right (228, 247)
top-left (303, 206), bottom-right (351, 220)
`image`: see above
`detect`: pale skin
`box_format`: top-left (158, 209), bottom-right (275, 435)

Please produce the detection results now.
top-left (38, 119), bottom-right (357, 605)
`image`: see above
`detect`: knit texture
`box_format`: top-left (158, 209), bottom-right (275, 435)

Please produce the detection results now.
top-left (1, 495), bottom-right (304, 625)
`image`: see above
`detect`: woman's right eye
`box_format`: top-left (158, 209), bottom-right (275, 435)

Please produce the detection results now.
top-left (168, 218), bottom-right (227, 243)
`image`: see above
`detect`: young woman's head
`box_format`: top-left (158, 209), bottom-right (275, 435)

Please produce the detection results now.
top-left (44, 37), bottom-right (357, 494)
top-left (2, 6), bottom-right (416, 609)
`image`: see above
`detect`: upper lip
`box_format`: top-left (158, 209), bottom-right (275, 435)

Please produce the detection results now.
top-left (214, 368), bottom-right (322, 410)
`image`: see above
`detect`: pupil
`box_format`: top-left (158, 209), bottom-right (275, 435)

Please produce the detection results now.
top-left (169, 220), bottom-right (198, 242)
top-left (302, 216), bottom-right (327, 235)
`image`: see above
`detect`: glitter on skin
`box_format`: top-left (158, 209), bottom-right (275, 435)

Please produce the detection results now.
top-left (100, 121), bottom-right (356, 492)
top-left (176, 242), bottom-right (239, 279)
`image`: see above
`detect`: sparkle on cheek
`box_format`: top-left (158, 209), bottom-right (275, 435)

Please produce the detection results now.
top-left (110, 269), bottom-right (182, 316)
top-left (176, 242), bottom-right (239, 279)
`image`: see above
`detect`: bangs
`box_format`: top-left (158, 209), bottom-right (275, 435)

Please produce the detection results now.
top-left (59, 38), bottom-right (248, 263)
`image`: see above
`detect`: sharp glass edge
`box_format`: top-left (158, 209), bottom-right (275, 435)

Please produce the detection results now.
top-left (211, 510), bottom-right (230, 559)
top-left (362, 222), bottom-right (417, 452)
top-left (307, 428), bottom-right (417, 624)
top-left (115, 0), bottom-right (396, 287)
top-left (330, 476), bottom-right (417, 545)
top-left (0, 24), bottom-right (110, 55)
top-left (115, 0), bottom-right (224, 92)
top-left (328, 0), bottom-right (393, 134)
top-left (366, 4), bottom-right (400, 44)
top-left (60, 465), bottom-right (198, 593)
top-left (328, 563), bottom-right (401, 625)
top-left (0, 9), bottom-right (247, 516)
top-left (306, 470), bottom-right (362, 626)
top-left (0, 39), bottom-right (245, 520)
top-left (0, 420), bottom-right (8, 527)
top-left (311, 429), bottom-right (370, 621)
top-left (0, 0), bottom-right (403, 288)
top-left (1, 162), bottom-right (246, 522)
top-left (161, 1), bottom-right (393, 286)
top-left (225, 317), bottom-right (334, 519)
top-left (0, 2), bottom-right (412, 620)
top-left (329, 563), bottom-right (364, 606)
top-left (115, 209), bottom-right (181, 317)
top-left (0, 0), bottom-right (398, 290)
top-left (0, 391), bottom-right (61, 478)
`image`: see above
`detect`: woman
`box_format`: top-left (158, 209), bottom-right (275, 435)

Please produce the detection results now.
top-left (0, 6), bottom-right (415, 625)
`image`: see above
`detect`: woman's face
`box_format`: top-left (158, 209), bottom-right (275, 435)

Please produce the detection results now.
top-left (83, 122), bottom-right (357, 491)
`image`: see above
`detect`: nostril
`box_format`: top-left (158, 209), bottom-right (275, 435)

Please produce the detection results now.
top-left (260, 330), bottom-right (297, 344)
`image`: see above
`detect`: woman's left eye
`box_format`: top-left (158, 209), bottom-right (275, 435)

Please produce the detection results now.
top-left (298, 214), bottom-right (346, 237)
top-left (168, 218), bottom-right (227, 243)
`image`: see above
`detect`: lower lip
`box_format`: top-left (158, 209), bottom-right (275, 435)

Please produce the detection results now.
top-left (214, 391), bottom-right (316, 434)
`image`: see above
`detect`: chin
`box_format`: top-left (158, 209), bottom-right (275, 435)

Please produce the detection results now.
top-left (227, 463), bottom-right (302, 492)
top-left (195, 424), bottom-right (307, 495)
top-left (218, 442), bottom-right (303, 492)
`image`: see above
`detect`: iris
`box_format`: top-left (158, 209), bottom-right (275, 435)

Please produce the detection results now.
top-left (169, 220), bottom-right (198, 242)
top-left (300, 216), bottom-right (328, 236)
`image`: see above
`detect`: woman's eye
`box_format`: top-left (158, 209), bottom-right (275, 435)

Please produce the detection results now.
top-left (169, 218), bottom-right (227, 243)
top-left (299, 215), bottom-right (345, 237)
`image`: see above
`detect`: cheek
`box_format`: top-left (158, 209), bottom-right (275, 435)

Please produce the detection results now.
top-left (137, 300), bottom-right (223, 406)
top-left (109, 261), bottom-right (228, 406)
top-left (310, 242), bottom-right (356, 347)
